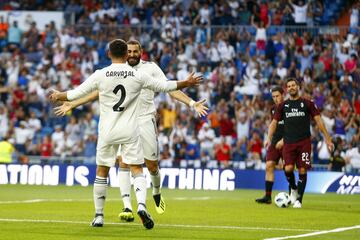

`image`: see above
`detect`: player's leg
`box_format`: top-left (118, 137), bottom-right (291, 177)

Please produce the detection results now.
top-left (293, 138), bottom-right (311, 208)
top-left (117, 155), bottom-right (134, 222)
top-left (256, 161), bottom-right (275, 203)
top-left (91, 141), bottom-right (117, 227)
top-left (256, 145), bottom-right (281, 204)
top-left (122, 138), bottom-right (154, 229)
top-left (92, 165), bottom-right (110, 227)
top-left (293, 167), bottom-right (307, 208)
top-left (140, 115), bottom-right (165, 214)
top-left (283, 143), bottom-right (298, 204)
top-left (146, 159), bottom-right (165, 214)
top-left (129, 164), bottom-right (154, 229)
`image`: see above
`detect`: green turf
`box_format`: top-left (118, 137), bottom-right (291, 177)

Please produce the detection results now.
top-left (0, 185), bottom-right (359, 240)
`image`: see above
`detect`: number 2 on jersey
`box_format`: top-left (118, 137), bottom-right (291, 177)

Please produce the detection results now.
top-left (113, 84), bottom-right (126, 112)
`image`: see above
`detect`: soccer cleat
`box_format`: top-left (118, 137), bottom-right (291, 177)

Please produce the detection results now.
top-left (293, 200), bottom-right (302, 208)
top-left (290, 189), bottom-right (298, 205)
top-left (137, 210), bottom-right (154, 229)
top-left (255, 195), bottom-right (272, 204)
top-left (118, 208), bottom-right (135, 222)
top-left (90, 214), bottom-right (104, 227)
top-left (153, 194), bottom-right (166, 214)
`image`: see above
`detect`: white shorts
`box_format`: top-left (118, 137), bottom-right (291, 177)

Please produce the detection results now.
top-left (116, 114), bottom-right (159, 161)
top-left (97, 137), bottom-right (144, 167)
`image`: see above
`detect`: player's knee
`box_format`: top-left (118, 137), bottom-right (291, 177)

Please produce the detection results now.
top-left (298, 168), bottom-right (307, 175)
top-left (266, 162), bottom-right (275, 172)
top-left (284, 165), bottom-right (294, 172)
top-left (145, 160), bottom-right (159, 174)
top-left (119, 161), bottom-right (129, 169)
top-left (129, 165), bottom-right (143, 176)
top-left (96, 166), bottom-right (110, 177)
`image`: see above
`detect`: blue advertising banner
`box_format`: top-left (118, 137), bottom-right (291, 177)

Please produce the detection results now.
top-left (0, 164), bottom-right (358, 194)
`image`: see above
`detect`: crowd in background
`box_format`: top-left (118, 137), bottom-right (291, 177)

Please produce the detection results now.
top-left (0, 0), bottom-right (359, 173)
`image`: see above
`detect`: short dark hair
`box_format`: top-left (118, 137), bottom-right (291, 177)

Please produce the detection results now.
top-left (286, 78), bottom-right (300, 86)
top-left (271, 86), bottom-right (284, 94)
top-left (127, 39), bottom-right (142, 50)
top-left (109, 39), bottom-right (128, 58)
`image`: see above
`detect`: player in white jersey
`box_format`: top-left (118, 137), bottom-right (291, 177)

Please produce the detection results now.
top-left (53, 40), bottom-right (208, 222)
top-left (49, 39), bottom-right (203, 229)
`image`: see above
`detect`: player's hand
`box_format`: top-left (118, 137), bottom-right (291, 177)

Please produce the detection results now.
top-left (193, 99), bottom-right (209, 117)
top-left (186, 72), bottom-right (203, 87)
top-left (48, 89), bottom-right (61, 103)
top-left (54, 102), bottom-right (73, 116)
top-left (275, 139), bottom-right (284, 150)
top-left (325, 137), bottom-right (334, 153)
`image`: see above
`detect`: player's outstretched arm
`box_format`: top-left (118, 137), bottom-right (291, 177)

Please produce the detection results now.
top-left (314, 115), bottom-right (334, 152)
top-left (54, 91), bottom-right (99, 116)
top-left (168, 91), bottom-right (208, 117)
top-left (48, 89), bottom-right (68, 103)
top-left (142, 71), bottom-right (203, 92)
top-left (175, 72), bottom-right (203, 89)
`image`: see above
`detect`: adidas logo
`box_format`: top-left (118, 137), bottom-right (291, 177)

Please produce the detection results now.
top-left (97, 196), bottom-right (106, 200)
top-left (135, 188), bottom-right (141, 192)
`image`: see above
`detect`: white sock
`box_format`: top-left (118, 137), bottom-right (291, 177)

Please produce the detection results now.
top-left (133, 173), bottom-right (147, 212)
top-left (119, 167), bottom-right (132, 210)
top-left (150, 169), bottom-right (161, 195)
top-left (93, 176), bottom-right (107, 215)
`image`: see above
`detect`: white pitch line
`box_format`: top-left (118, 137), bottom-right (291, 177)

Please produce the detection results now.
top-left (0, 197), bottom-right (212, 204)
top-left (264, 225), bottom-right (360, 240)
top-left (0, 218), bottom-right (319, 232)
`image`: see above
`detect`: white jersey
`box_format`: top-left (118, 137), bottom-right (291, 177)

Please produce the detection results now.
top-left (130, 60), bottom-right (168, 117)
top-left (67, 63), bottom-right (177, 144)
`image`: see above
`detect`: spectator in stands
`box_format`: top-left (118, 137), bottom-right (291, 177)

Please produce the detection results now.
top-left (215, 137), bottom-right (231, 168)
top-left (198, 122), bottom-right (216, 158)
top-left (289, 0), bottom-right (308, 26)
top-left (51, 125), bottom-right (65, 157)
top-left (328, 137), bottom-right (346, 172)
top-left (350, 3), bottom-right (359, 28)
top-left (345, 143), bottom-right (360, 173)
top-left (0, 104), bottom-right (9, 138)
top-left (246, 131), bottom-right (263, 170)
top-left (40, 135), bottom-right (52, 162)
top-left (7, 21), bottom-right (21, 48)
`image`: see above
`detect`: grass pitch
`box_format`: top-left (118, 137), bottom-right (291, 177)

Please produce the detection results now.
top-left (0, 185), bottom-right (359, 240)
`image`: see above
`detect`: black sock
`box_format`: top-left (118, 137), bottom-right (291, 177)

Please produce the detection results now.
top-left (265, 181), bottom-right (274, 197)
top-left (297, 174), bottom-right (307, 203)
top-left (285, 171), bottom-right (297, 190)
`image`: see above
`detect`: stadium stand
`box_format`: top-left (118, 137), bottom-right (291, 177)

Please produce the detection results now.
top-left (0, 0), bottom-right (359, 173)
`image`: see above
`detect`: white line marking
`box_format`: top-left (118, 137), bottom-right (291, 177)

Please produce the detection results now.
top-left (0, 197), bottom-right (213, 204)
top-left (0, 218), bottom-right (319, 232)
top-left (0, 199), bottom-right (121, 204)
top-left (264, 225), bottom-right (360, 240)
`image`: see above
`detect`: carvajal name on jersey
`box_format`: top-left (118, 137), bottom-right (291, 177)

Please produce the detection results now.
top-left (106, 70), bottom-right (135, 78)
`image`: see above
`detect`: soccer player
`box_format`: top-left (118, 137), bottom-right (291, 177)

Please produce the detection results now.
top-left (48, 39), bottom-right (203, 228)
top-left (256, 86), bottom-right (284, 204)
top-left (54, 40), bottom-right (208, 221)
top-left (264, 78), bottom-right (333, 208)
